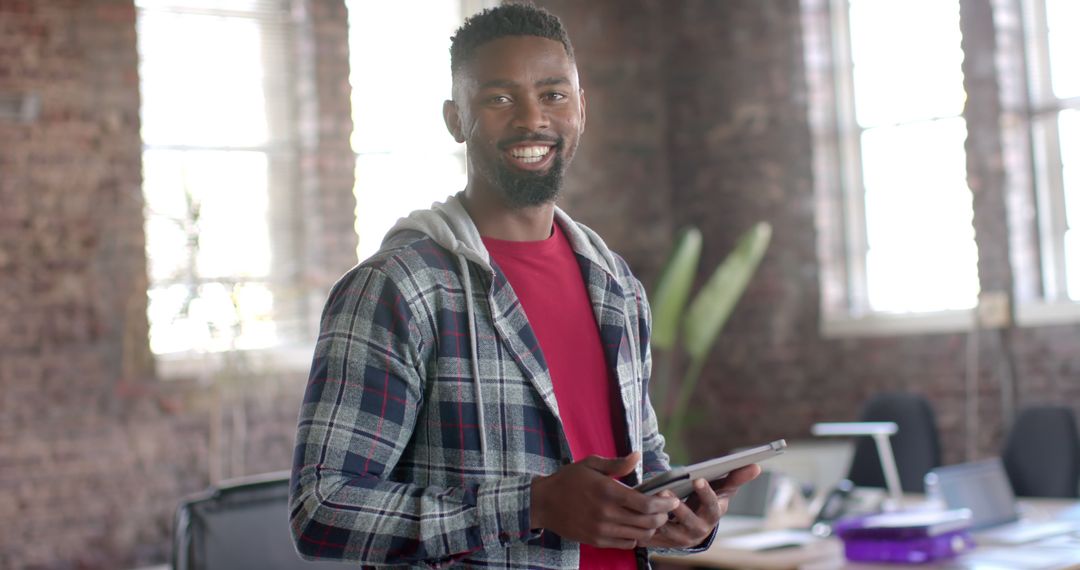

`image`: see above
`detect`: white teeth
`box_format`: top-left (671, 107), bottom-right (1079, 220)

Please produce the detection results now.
top-left (509, 146), bottom-right (551, 160)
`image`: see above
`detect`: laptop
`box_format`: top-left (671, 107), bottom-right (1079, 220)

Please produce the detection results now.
top-left (925, 458), bottom-right (1079, 545)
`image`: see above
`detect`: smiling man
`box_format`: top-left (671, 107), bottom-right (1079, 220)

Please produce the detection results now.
top-left (289, 4), bottom-right (758, 569)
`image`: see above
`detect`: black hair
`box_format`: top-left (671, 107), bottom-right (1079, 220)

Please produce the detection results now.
top-left (449, 3), bottom-right (575, 78)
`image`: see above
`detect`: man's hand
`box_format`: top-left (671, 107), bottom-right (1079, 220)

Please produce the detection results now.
top-left (638, 464), bottom-right (762, 549)
top-left (530, 452), bottom-right (680, 549)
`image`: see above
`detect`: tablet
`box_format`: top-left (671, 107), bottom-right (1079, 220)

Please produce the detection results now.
top-left (635, 439), bottom-right (787, 500)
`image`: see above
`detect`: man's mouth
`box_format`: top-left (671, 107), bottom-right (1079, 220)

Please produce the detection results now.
top-left (508, 145), bottom-right (552, 164)
top-left (502, 142), bottom-right (558, 171)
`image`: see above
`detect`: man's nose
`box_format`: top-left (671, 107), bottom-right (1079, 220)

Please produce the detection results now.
top-left (512, 98), bottom-right (549, 132)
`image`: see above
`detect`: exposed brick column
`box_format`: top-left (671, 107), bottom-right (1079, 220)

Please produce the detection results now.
top-left (0, 1), bottom-right (173, 567)
top-left (294, 0), bottom-right (357, 334)
top-left (663, 0), bottom-right (818, 338)
top-left (960, 0), bottom-right (1014, 298)
top-left (530, 0), bottom-right (675, 285)
top-left (959, 0), bottom-right (1022, 430)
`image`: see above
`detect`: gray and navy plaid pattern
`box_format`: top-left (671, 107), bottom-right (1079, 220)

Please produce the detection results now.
top-left (290, 218), bottom-right (699, 568)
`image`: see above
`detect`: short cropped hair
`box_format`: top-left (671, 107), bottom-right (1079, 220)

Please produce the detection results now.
top-left (449, 3), bottom-right (575, 78)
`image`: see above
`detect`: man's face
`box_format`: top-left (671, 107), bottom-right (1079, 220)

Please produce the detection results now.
top-left (445, 36), bottom-right (586, 208)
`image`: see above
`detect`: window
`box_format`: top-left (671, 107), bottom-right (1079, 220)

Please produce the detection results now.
top-left (806, 0), bottom-right (980, 333)
top-left (1024, 0), bottom-right (1080, 302)
top-left (137, 0), bottom-right (300, 354)
top-left (347, 0), bottom-right (495, 261)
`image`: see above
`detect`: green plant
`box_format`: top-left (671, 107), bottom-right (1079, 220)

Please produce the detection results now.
top-left (650, 222), bottom-right (772, 464)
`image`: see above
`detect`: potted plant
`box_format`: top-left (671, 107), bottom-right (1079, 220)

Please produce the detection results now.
top-left (650, 222), bottom-right (771, 464)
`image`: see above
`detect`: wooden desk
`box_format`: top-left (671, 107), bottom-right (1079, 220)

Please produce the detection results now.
top-left (654, 537), bottom-right (840, 570)
top-left (812, 542), bottom-right (1080, 570)
top-left (654, 498), bottom-right (1080, 570)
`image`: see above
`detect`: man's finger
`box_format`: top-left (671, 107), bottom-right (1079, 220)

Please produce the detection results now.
top-left (610, 507), bottom-right (669, 531)
top-left (652, 519), bottom-right (696, 546)
top-left (713, 464), bottom-right (761, 493)
top-left (668, 483), bottom-right (718, 518)
top-left (580, 513), bottom-right (661, 548)
top-left (582, 452), bottom-right (641, 478)
top-left (665, 491), bottom-right (695, 523)
top-left (662, 484), bottom-right (719, 539)
top-left (690, 479), bottom-right (723, 526)
top-left (642, 524), bottom-right (682, 548)
top-left (618, 486), bottom-right (680, 515)
top-left (603, 521), bottom-right (660, 543)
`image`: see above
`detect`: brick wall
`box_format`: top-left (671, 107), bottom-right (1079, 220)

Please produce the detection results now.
top-left (0, 1), bottom-right (162, 566)
top-left (0, 1), bottom-right (354, 568)
top-left (3, 0), bottom-right (1079, 567)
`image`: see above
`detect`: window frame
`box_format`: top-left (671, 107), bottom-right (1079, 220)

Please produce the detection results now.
top-left (806, 0), bottom-right (981, 336)
top-left (136, 0), bottom-right (317, 370)
top-left (1019, 0), bottom-right (1080, 315)
top-left (806, 0), bottom-right (1080, 334)
top-left (346, 0), bottom-right (497, 263)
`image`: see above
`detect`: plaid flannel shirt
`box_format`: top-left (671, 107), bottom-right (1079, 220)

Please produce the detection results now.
top-left (290, 201), bottom-right (710, 568)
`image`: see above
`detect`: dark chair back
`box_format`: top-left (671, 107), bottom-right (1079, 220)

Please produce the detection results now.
top-left (1003, 406), bottom-right (1080, 498)
top-left (847, 392), bottom-right (942, 493)
top-left (173, 471), bottom-right (354, 570)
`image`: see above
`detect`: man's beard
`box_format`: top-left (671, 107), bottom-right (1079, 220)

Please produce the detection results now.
top-left (491, 152), bottom-right (565, 209)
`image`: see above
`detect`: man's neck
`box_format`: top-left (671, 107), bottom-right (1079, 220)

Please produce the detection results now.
top-left (462, 187), bottom-right (556, 242)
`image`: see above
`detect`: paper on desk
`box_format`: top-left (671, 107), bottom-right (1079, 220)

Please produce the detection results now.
top-left (1028, 532), bottom-right (1080, 549)
top-left (963, 546), bottom-right (1080, 570)
top-left (715, 529), bottom-right (819, 551)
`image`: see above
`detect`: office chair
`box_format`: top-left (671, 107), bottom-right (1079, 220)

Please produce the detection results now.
top-left (846, 392), bottom-right (942, 493)
top-left (1003, 406), bottom-right (1080, 498)
top-left (173, 471), bottom-right (354, 570)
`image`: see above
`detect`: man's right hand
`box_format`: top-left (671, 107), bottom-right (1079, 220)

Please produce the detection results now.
top-left (529, 452), bottom-right (679, 549)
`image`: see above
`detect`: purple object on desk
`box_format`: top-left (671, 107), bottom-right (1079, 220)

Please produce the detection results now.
top-left (841, 531), bottom-right (975, 564)
top-left (834, 510), bottom-right (976, 564)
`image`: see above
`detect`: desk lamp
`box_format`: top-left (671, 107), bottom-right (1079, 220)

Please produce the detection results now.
top-left (812, 421), bottom-right (902, 510)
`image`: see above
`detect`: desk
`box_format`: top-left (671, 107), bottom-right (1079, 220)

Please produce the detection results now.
top-left (654, 498), bottom-right (1080, 570)
top-left (654, 538), bottom-right (841, 570)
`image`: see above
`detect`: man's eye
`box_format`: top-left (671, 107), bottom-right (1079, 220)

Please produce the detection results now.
top-left (488, 95), bottom-right (511, 104)
top-left (543, 92), bottom-right (567, 102)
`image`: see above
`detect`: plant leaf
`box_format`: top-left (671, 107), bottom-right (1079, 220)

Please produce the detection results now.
top-left (681, 222), bottom-right (771, 360)
top-left (650, 227), bottom-right (702, 351)
top-left (681, 409), bottom-right (706, 429)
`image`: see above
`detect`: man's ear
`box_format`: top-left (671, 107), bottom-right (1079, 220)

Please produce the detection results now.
top-left (443, 100), bottom-right (465, 143)
top-left (578, 88), bottom-right (587, 133)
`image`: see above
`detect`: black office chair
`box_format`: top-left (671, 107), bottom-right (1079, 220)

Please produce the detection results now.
top-left (1003, 406), bottom-right (1080, 498)
top-left (173, 471), bottom-right (354, 570)
top-left (846, 392), bottom-right (942, 493)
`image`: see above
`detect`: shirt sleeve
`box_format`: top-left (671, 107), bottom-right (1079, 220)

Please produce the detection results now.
top-left (632, 276), bottom-right (718, 556)
top-left (289, 265), bottom-right (538, 567)
top-left (634, 276), bottom-right (671, 477)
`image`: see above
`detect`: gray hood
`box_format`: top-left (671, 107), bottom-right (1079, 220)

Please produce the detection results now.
top-left (381, 192), bottom-right (492, 272)
top-left (382, 191), bottom-right (622, 277)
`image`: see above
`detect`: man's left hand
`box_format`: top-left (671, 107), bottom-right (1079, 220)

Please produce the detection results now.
top-left (637, 464), bottom-right (762, 549)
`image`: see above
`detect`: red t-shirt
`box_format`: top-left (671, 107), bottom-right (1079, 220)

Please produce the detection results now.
top-left (483, 223), bottom-right (635, 570)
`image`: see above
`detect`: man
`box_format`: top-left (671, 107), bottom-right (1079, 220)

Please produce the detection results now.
top-left (290, 4), bottom-right (759, 568)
